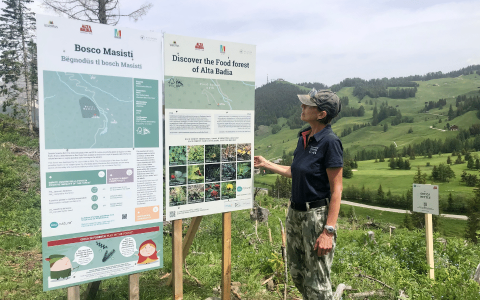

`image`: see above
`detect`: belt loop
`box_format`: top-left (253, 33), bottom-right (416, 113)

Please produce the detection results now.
top-left (326, 198), bottom-right (330, 207)
top-left (305, 202), bottom-right (310, 211)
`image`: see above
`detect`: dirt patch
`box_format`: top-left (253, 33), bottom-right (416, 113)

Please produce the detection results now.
top-left (1, 142), bottom-right (39, 162)
top-left (3, 249), bottom-right (42, 272)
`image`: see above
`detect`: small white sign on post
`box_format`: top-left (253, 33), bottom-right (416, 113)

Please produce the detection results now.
top-left (413, 184), bottom-right (439, 215)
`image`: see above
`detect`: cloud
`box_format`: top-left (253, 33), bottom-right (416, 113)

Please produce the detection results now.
top-left (27, 0), bottom-right (480, 86)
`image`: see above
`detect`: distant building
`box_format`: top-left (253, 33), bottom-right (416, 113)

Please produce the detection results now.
top-left (276, 78), bottom-right (285, 82)
top-left (450, 125), bottom-right (459, 131)
top-left (273, 158), bottom-right (283, 164)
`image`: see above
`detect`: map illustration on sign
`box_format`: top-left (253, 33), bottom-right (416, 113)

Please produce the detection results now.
top-left (164, 76), bottom-right (255, 110)
top-left (43, 71), bottom-right (133, 149)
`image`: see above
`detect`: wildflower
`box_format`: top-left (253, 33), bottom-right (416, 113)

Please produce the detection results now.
top-left (171, 174), bottom-right (175, 179)
top-left (226, 184), bottom-right (233, 190)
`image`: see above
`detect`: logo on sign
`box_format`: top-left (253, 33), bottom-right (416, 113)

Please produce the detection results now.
top-left (44, 21), bottom-right (58, 28)
top-left (224, 202), bottom-right (232, 208)
top-left (114, 29), bottom-right (121, 39)
top-left (239, 49), bottom-right (253, 55)
top-left (220, 45), bottom-right (226, 53)
top-left (170, 41), bottom-right (179, 47)
top-left (140, 35), bottom-right (157, 42)
top-left (80, 24), bottom-right (92, 34)
top-left (50, 222), bottom-right (58, 228)
top-left (237, 186), bottom-right (242, 192)
top-left (195, 43), bottom-right (204, 51)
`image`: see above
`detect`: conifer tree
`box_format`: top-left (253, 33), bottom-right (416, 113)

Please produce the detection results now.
top-left (467, 157), bottom-right (475, 169)
top-left (465, 187), bottom-right (480, 244)
top-left (377, 184), bottom-right (385, 203)
top-left (448, 104), bottom-right (455, 121)
top-left (0, 0), bottom-right (36, 130)
top-left (447, 192), bottom-right (454, 212)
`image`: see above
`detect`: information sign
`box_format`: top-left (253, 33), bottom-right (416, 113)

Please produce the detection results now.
top-left (37, 15), bottom-right (163, 291)
top-left (164, 34), bottom-right (256, 220)
top-left (412, 184), bottom-right (439, 215)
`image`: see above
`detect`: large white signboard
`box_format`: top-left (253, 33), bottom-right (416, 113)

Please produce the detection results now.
top-left (37, 15), bottom-right (163, 291)
top-left (164, 33), bottom-right (256, 220)
top-left (413, 184), bottom-right (439, 215)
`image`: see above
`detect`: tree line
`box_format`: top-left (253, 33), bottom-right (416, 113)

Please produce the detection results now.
top-left (420, 98), bottom-right (447, 113)
top-left (350, 124), bottom-right (480, 161)
top-left (340, 122), bottom-right (370, 138)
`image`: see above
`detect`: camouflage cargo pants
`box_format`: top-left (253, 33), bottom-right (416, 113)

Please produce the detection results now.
top-left (286, 205), bottom-right (337, 300)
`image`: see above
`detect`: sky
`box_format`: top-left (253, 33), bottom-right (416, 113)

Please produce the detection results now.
top-left (18, 0), bottom-right (480, 86)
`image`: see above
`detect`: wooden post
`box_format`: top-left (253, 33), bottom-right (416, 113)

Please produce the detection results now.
top-left (166, 216), bottom-right (203, 286)
top-left (67, 286), bottom-right (80, 300)
top-left (84, 281), bottom-right (101, 299)
top-left (129, 273), bottom-right (140, 300)
top-left (425, 213), bottom-right (435, 280)
top-left (222, 212), bottom-right (232, 300)
top-left (172, 219), bottom-right (183, 300)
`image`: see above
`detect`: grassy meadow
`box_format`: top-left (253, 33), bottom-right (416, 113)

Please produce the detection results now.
top-left (255, 74), bottom-right (480, 161)
top-left (255, 151), bottom-right (480, 197)
top-left (2, 197), bottom-right (479, 299)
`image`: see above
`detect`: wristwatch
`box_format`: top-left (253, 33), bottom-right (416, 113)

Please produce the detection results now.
top-left (325, 225), bottom-right (336, 235)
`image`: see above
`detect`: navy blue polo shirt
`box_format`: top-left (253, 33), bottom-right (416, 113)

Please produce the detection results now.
top-left (291, 124), bottom-right (343, 204)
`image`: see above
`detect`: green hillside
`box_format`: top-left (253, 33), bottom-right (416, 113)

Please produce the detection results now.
top-left (255, 73), bottom-right (480, 160)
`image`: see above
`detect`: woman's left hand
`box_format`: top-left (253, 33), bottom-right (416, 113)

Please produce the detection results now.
top-left (313, 230), bottom-right (333, 256)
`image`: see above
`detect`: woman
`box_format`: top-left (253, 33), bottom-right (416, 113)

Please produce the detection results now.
top-left (254, 89), bottom-right (343, 299)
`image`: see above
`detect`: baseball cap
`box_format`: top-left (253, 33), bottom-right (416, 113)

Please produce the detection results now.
top-left (298, 88), bottom-right (342, 118)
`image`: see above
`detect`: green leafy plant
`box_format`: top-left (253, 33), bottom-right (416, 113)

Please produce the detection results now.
top-left (237, 162), bottom-right (251, 179)
top-left (205, 183), bottom-right (220, 202)
top-left (188, 145), bottom-right (204, 163)
top-left (169, 186), bottom-right (186, 206)
top-left (221, 181), bottom-right (236, 199)
top-left (169, 166), bottom-right (186, 185)
top-left (169, 146), bottom-right (186, 165)
top-left (205, 164), bottom-right (220, 182)
top-left (221, 163), bottom-right (236, 180)
top-left (188, 184), bottom-right (204, 204)
top-left (205, 144), bottom-right (220, 163)
top-left (188, 165), bottom-right (204, 183)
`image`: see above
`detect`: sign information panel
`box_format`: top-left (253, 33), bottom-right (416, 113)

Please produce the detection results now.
top-left (37, 15), bottom-right (163, 291)
top-left (164, 34), bottom-right (256, 220)
top-left (413, 184), bottom-right (439, 215)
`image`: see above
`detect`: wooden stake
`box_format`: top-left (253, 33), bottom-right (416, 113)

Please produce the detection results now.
top-left (129, 273), bottom-right (140, 300)
top-left (268, 228), bottom-right (272, 244)
top-left (222, 212), bottom-right (232, 300)
top-left (67, 286), bottom-right (80, 300)
top-left (425, 213), bottom-right (434, 280)
top-left (172, 219), bottom-right (183, 300)
top-left (167, 217), bottom-right (203, 286)
top-left (84, 281), bottom-right (101, 299)
top-left (278, 218), bottom-right (287, 300)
